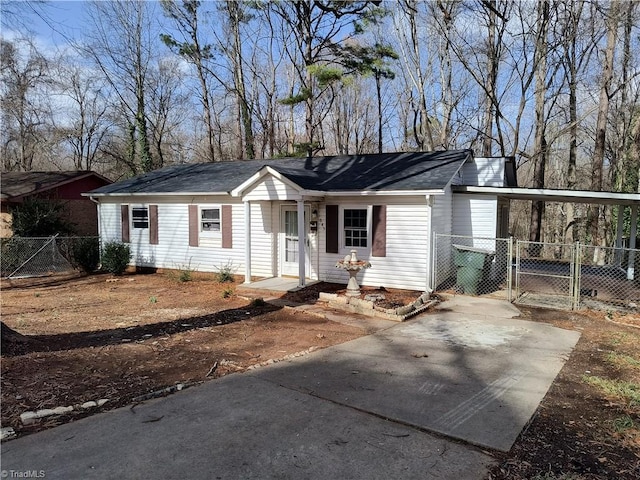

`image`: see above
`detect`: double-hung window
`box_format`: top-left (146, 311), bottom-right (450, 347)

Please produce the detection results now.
top-left (200, 207), bottom-right (221, 233)
top-left (344, 208), bottom-right (368, 248)
top-left (132, 207), bottom-right (149, 229)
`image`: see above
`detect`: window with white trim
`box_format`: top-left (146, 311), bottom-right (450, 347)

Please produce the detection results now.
top-left (344, 208), bottom-right (368, 248)
top-left (200, 207), bottom-right (221, 233)
top-left (132, 207), bottom-right (149, 229)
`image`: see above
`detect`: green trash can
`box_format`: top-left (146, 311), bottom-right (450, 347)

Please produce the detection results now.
top-left (453, 244), bottom-right (495, 295)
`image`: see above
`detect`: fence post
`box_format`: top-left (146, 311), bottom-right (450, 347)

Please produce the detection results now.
top-left (514, 240), bottom-right (520, 301)
top-left (507, 236), bottom-right (513, 302)
top-left (571, 242), bottom-right (581, 310)
top-left (431, 233), bottom-right (438, 292)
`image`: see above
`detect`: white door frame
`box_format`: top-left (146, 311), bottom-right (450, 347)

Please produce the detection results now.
top-left (280, 204), bottom-right (310, 278)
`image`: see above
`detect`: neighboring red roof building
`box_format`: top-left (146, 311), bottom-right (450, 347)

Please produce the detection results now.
top-left (0, 171), bottom-right (112, 237)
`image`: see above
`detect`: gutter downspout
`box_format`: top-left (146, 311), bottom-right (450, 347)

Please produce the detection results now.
top-left (88, 196), bottom-right (101, 241)
top-left (89, 195), bottom-right (102, 267)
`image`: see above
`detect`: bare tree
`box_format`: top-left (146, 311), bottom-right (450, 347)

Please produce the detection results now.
top-left (0, 37), bottom-right (52, 171)
top-left (217, 1), bottom-right (255, 159)
top-left (393, 0), bottom-right (435, 151)
top-left (269, 0), bottom-right (384, 157)
top-left (55, 60), bottom-right (109, 171)
top-left (160, 0), bottom-right (217, 162)
top-left (81, 0), bottom-right (155, 174)
top-left (146, 57), bottom-right (190, 169)
top-left (244, 4), bottom-right (286, 158)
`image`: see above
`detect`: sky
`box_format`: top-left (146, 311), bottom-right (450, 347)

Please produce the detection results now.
top-left (3, 1), bottom-right (85, 43)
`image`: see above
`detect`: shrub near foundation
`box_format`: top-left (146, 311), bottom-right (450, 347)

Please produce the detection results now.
top-left (100, 241), bottom-right (131, 275)
top-left (71, 238), bottom-right (100, 273)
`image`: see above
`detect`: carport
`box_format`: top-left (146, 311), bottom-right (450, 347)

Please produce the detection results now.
top-left (452, 186), bottom-right (639, 310)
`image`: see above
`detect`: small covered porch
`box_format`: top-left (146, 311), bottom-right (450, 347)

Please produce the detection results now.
top-left (231, 166), bottom-right (325, 289)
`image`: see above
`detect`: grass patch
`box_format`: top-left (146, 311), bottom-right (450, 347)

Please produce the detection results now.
top-left (610, 415), bottom-right (640, 449)
top-left (582, 375), bottom-right (640, 407)
top-left (608, 331), bottom-right (640, 347)
top-left (612, 414), bottom-right (634, 433)
top-left (606, 351), bottom-right (640, 370)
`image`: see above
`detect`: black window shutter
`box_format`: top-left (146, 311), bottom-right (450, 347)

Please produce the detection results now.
top-left (326, 205), bottom-right (339, 253)
top-left (372, 205), bottom-right (387, 257)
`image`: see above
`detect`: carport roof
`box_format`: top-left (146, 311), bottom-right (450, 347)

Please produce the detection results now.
top-left (453, 186), bottom-right (640, 206)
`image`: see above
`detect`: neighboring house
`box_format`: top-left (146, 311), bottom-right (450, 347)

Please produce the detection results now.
top-left (86, 150), bottom-right (515, 292)
top-left (1, 171), bottom-right (112, 237)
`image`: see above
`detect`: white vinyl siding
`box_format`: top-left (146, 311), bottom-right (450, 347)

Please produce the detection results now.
top-left (98, 197), bottom-right (247, 274)
top-left (249, 201), bottom-right (275, 277)
top-left (431, 188), bottom-right (453, 237)
top-left (459, 157), bottom-right (506, 187)
top-left (98, 194), bottom-right (440, 291)
top-left (243, 176), bottom-right (300, 201)
top-left (452, 194), bottom-right (498, 247)
top-left (319, 196), bottom-right (431, 291)
top-left (98, 203), bottom-right (121, 243)
top-left (430, 189), bottom-right (454, 290)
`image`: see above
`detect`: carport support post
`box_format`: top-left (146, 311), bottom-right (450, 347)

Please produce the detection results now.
top-left (244, 200), bottom-right (251, 284)
top-left (614, 205), bottom-right (625, 266)
top-left (627, 204), bottom-right (638, 281)
top-left (297, 199), bottom-right (306, 288)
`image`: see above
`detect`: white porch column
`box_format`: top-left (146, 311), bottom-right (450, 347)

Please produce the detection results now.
top-left (244, 200), bottom-right (252, 284)
top-left (297, 199), bottom-right (306, 287)
top-left (627, 204), bottom-right (638, 280)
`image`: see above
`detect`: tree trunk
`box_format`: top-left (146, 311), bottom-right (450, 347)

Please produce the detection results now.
top-left (376, 73), bottom-right (383, 153)
top-left (589, 2), bottom-right (618, 256)
top-left (1, 321), bottom-right (44, 356)
top-left (227, 1), bottom-right (255, 159)
top-left (564, 1), bottom-right (581, 245)
top-left (482, 0), bottom-right (497, 157)
top-left (529, 0), bottom-right (549, 253)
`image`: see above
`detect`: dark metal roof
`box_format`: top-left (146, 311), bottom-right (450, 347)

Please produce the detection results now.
top-left (1, 171), bottom-right (110, 200)
top-left (89, 150), bottom-right (473, 196)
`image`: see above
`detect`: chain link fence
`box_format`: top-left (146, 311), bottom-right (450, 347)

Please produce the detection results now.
top-left (433, 234), bottom-right (639, 313)
top-left (1, 236), bottom-right (100, 278)
top-left (578, 244), bottom-right (640, 312)
top-left (433, 234), bottom-right (512, 299)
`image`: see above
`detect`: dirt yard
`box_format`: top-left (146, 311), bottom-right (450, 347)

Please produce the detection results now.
top-left (0, 273), bottom-right (417, 436)
top-left (2, 272), bottom-right (639, 479)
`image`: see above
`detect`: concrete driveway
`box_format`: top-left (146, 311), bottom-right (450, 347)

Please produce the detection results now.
top-left (1, 296), bottom-right (580, 479)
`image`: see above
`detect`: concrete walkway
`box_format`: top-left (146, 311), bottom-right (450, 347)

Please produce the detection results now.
top-left (1, 296), bottom-right (580, 479)
top-left (258, 295), bottom-right (581, 452)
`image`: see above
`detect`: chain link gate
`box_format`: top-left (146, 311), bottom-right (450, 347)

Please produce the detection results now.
top-left (514, 241), bottom-right (578, 310)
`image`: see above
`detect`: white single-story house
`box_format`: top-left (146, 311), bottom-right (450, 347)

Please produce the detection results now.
top-left (85, 150), bottom-right (517, 291)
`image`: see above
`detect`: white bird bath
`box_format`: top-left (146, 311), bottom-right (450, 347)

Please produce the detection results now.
top-left (335, 250), bottom-right (371, 297)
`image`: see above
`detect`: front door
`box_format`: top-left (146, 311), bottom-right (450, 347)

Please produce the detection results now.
top-left (281, 205), bottom-right (310, 277)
